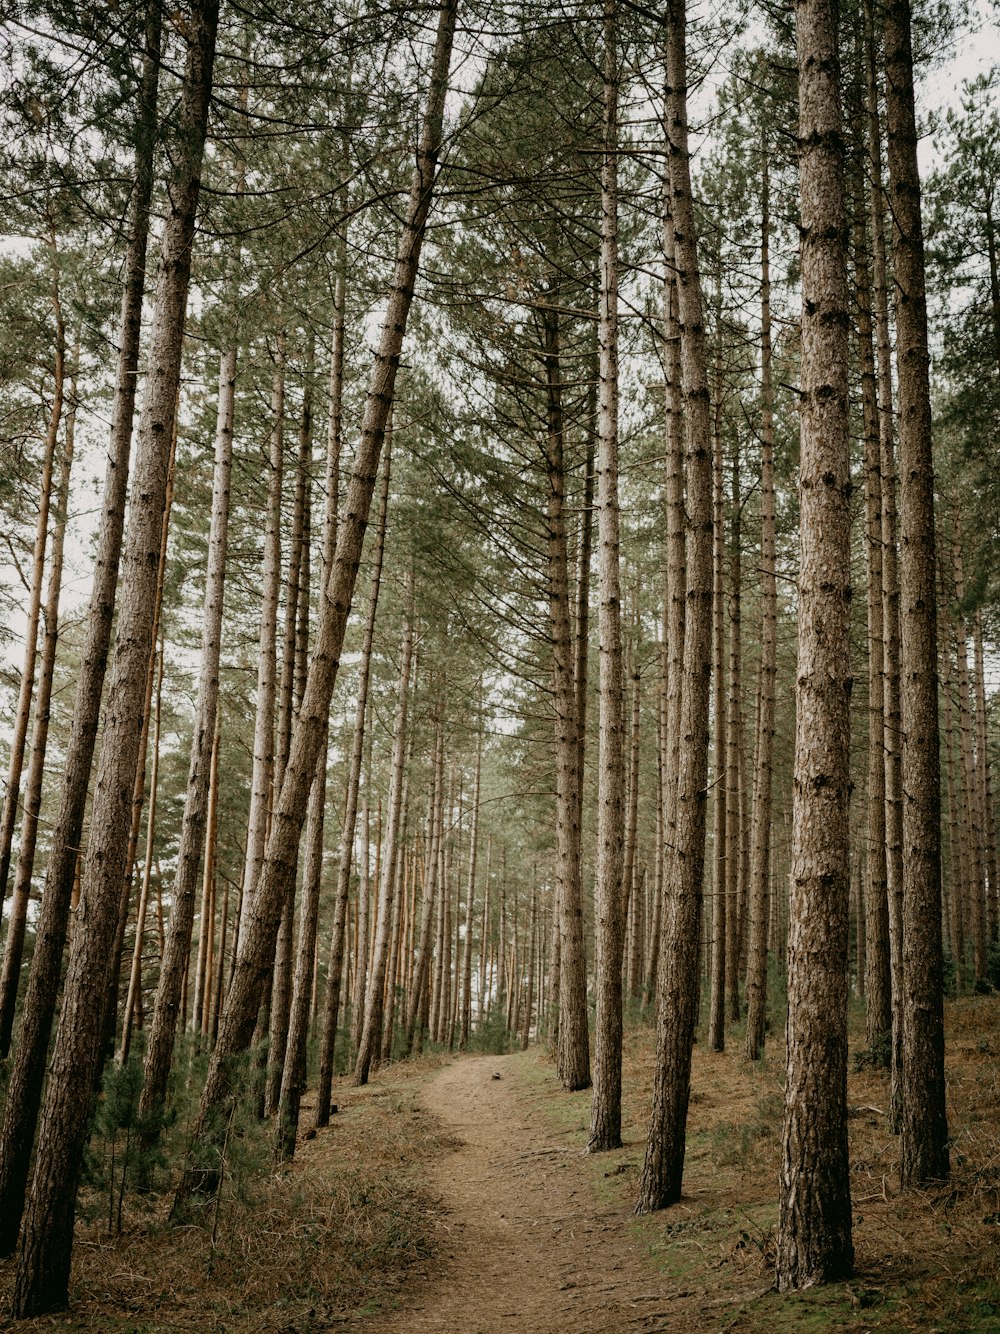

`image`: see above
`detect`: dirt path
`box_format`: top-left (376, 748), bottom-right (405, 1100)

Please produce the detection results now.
top-left (366, 1052), bottom-right (670, 1333)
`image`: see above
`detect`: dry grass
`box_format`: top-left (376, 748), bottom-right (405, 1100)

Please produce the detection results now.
top-left (0, 1054), bottom-right (451, 1332)
top-left (547, 992), bottom-right (1000, 1331)
top-left (1, 1001), bottom-right (998, 1331)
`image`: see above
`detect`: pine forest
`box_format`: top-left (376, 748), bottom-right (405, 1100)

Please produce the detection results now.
top-left (0, 0), bottom-right (999, 1326)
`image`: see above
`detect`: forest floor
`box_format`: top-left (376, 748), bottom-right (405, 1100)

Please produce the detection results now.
top-left (1, 995), bottom-right (999, 1331)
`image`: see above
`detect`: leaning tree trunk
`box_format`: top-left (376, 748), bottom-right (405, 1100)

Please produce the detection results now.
top-left (266, 369), bottom-right (313, 1119)
top-left (775, 0), bottom-right (854, 1289)
top-left (883, 0), bottom-right (950, 1189)
top-left (636, 0), bottom-right (713, 1212)
top-left (173, 0), bottom-right (458, 1208)
top-left (137, 331), bottom-right (235, 1139)
top-left (277, 275), bottom-right (347, 1156)
top-left (314, 441), bottom-right (392, 1125)
top-left (11, 3), bottom-right (217, 1313)
top-left (0, 36), bottom-right (160, 1234)
top-left (588, 0), bottom-right (626, 1153)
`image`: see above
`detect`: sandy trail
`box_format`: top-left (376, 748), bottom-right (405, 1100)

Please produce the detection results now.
top-left (367, 1053), bottom-right (670, 1333)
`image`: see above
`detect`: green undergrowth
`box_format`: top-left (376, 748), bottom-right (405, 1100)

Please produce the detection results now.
top-left (0, 1055), bottom-right (450, 1332)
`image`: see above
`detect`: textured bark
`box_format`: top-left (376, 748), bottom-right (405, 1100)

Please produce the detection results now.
top-left (636, 0), bottom-right (712, 1212)
top-left (0, 240), bottom-right (63, 913)
top-left (863, 0), bottom-right (904, 1122)
top-left (458, 731), bottom-right (482, 1050)
top-left (545, 308), bottom-right (590, 1094)
top-left (624, 671), bottom-right (643, 1001)
top-left (852, 148), bottom-right (892, 1051)
top-left (949, 509), bottom-right (987, 980)
top-left (237, 343), bottom-right (285, 965)
top-left (725, 454), bottom-right (743, 1024)
top-left (278, 330), bottom-right (342, 1153)
top-left (175, 7), bottom-right (457, 1201)
top-left (0, 42), bottom-right (164, 1230)
top-left (589, 0), bottom-right (625, 1152)
top-left (658, 163), bottom-right (686, 1002)
top-left (0, 369), bottom-right (74, 1057)
top-left (973, 610), bottom-right (998, 941)
top-left (776, 0), bottom-right (854, 1288)
top-left (355, 600), bottom-right (414, 1085)
top-left (708, 337), bottom-right (727, 1055)
top-left (940, 620), bottom-right (964, 967)
top-left (314, 442), bottom-right (391, 1124)
top-left (119, 629), bottom-right (165, 1062)
top-left (266, 371), bottom-right (314, 1118)
top-left (10, 4), bottom-right (217, 1311)
top-left (884, 0), bottom-right (950, 1189)
top-left (137, 335), bottom-right (235, 1132)
top-left (405, 725), bottom-right (445, 1057)
top-left (104, 441), bottom-right (174, 1066)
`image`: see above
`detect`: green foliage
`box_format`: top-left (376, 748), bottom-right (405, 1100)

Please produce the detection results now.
top-left (465, 1003), bottom-right (515, 1055)
top-left (82, 1051), bottom-right (165, 1232)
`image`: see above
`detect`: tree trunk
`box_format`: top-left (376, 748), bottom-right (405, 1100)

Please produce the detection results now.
top-left (0, 362), bottom-right (75, 1057)
top-left (636, 0), bottom-right (713, 1211)
top-left (0, 238), bottom-right (64, 913)
top-left (314, 441), bottom-right (392, 1125)
top-left (949, 507), bottom-right (987, 981)
top-left (884, 0), bottom-right (950, 1189)
top-left (118, 629), bottom-right (165, 1063)
top-left (458, 729), bottom-right (482, 1050)
top-left (725, 452), bottom-right (743, 1023)
top-left (973, 610), bottom-right (998, 941)
top-left (136, 330), bottom-right (235, 1134)
top-left (174, 2), bottom-right (457, 1204)
top-left (776, 0), bottom-right (854, 1287)
top-left (355, 595), bottom-right (414, 1085)
top-left (266, 364), bottom-right (314, 1118)
top-left (10, 4), bottom-right (217, 1311)
top-left (0, 9), bottom-right (163, 1252)
top-left (544, 305), bottom-right (590, 1095)
top-left (405, 724), bottom-right (445, 1056)
top-left (863, 0), bottom-right (905, 1124)
top-left (237, 340), bottom-right (285, 968)
top-left (708, 327), bottom-right (727, 1054)
top-left (588, 0), bottom-right (625, 1151)
top-left (852, 147), bottom-right (892, 1053)
top-left (277, 325), bottom-right (343, 1153)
